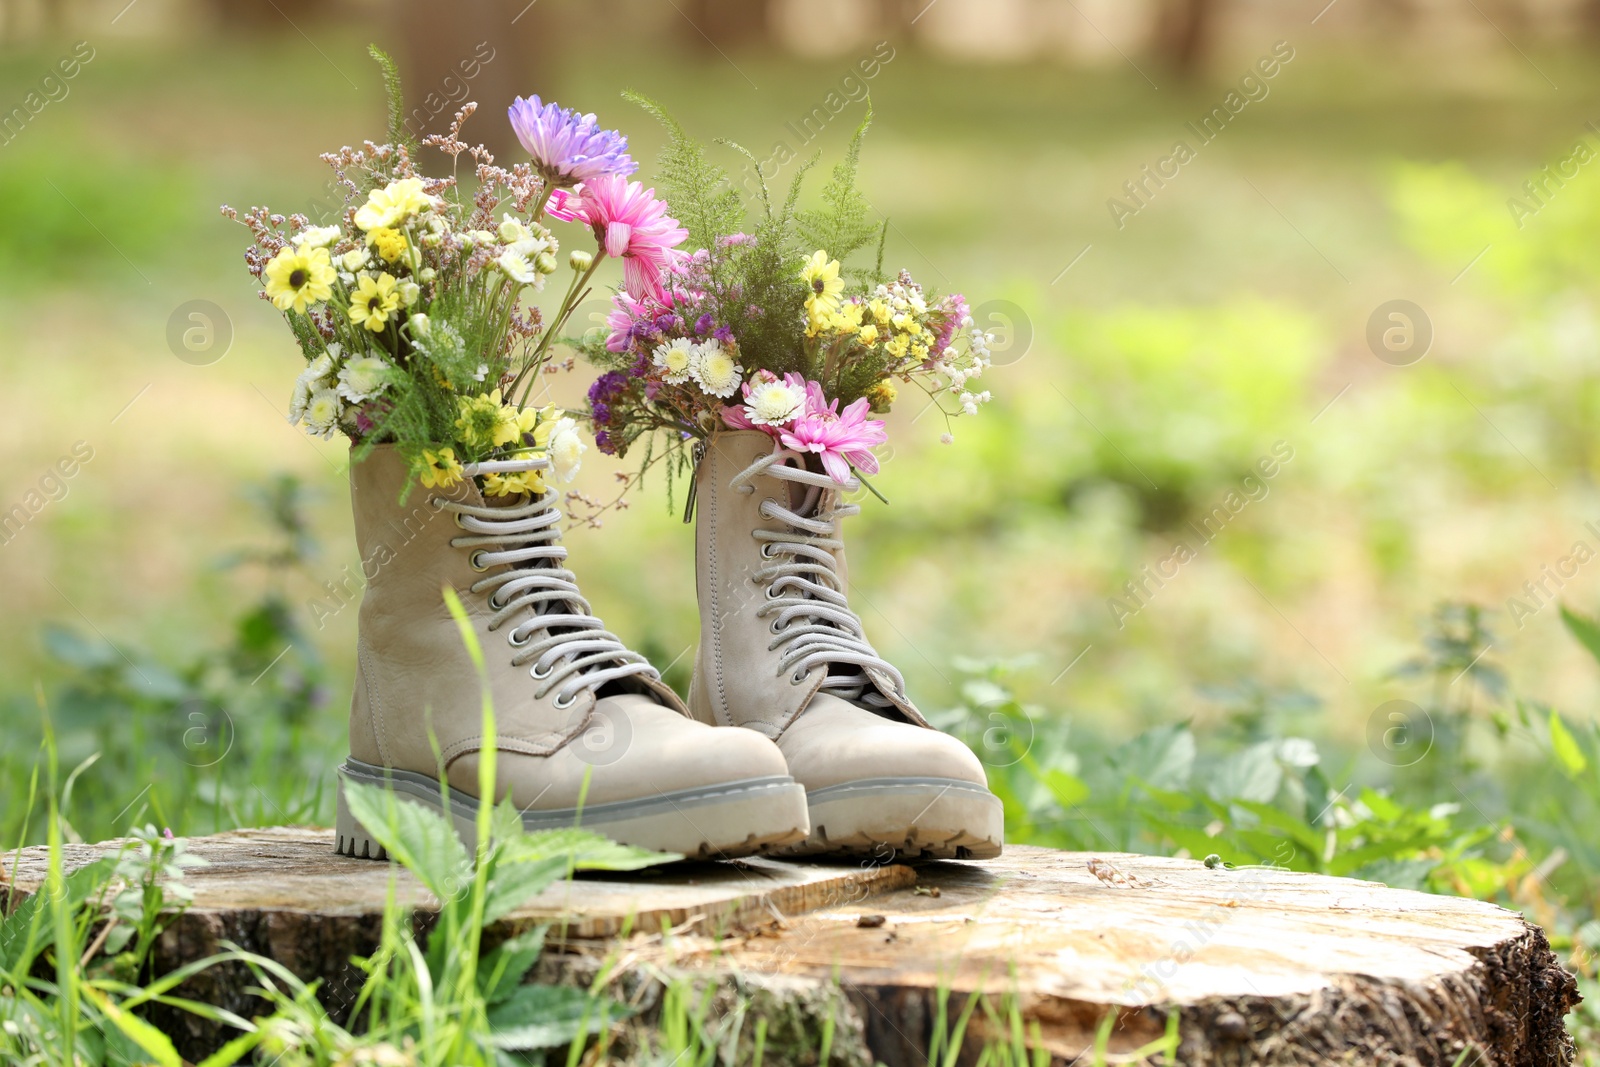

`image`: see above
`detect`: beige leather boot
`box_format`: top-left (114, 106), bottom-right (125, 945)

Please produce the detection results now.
top-left (336, 445), bottom-right (810, 860)
top-left (688, 429), bottom-right (1002, 861)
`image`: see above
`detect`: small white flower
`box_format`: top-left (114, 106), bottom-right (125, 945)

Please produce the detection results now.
top-left (472, 363), bottom-right (489, 382)
top-left (652, 338), bottom-right (695, 384)
top-left (546, 417), bottom-right (586, 483)
top-left (689, 340), bottom-right (742, 398)
top-left (303, 388), bottom-right (344, 439)
top-left (940, 432), bottom-right (955, 445)
top-left (418, 267), bottom-right (437, 283)
top-left (743, 377), bottom-right (805, 426)
top-left (499, 213), bottom-right (533, 244)
top-left (409, 312), bottom-right (432, 339)
top-left (337, 356), bottom-right (392, 403)
top-left (293, 225), bottom-right (342, 249)
top-left (497, 248), bottom-right (539, 285)
top-left (339, 248), bottom-right (368, 271)
top-left (398, 280), bottom-right (421, 306)
top-left (287, 375), bottom-right (313, 425)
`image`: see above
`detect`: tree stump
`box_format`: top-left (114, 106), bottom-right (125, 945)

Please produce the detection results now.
top-left (1, 830), bottom-right (1577, 1065)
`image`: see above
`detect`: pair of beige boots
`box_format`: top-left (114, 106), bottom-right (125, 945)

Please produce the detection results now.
top-left (334, 429), bottom-right (1002, 862)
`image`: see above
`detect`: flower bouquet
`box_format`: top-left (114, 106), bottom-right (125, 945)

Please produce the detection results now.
top-left (222, 49), bottom-right (683, 501)
top-left (577, 98), bottom-right (994, 498)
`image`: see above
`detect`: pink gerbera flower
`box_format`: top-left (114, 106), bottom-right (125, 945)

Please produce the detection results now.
top-left (778, 381), bottom-right (888, 484)
top-left (545, 176), bottom-right (687, 303)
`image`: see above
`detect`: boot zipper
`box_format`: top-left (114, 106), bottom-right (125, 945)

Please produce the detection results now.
top-left (682, 440), bottom-right (706, 525)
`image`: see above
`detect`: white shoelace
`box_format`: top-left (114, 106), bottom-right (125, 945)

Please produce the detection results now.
top-left (432, 457), bottom-right (659, 708)
top-left (730, 451), bottom-right (905, 709)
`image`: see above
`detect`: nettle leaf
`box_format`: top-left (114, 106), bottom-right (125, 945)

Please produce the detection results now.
top-left (487, 983), bottom-right (632, 1050)
top-left (481, 856), bottom-right (570, 927)
top-left (480, 925), bottom-right (549, 1004)
top-left (507, 827), bottom-right (679, 873)
top-left (340, 780), bottom-right (471, 903)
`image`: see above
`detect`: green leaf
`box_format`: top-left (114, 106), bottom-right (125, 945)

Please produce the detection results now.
top-left (482, 856), bottom-right (571, 927)
top-left (1110, 723), bottom-right (1195, 791)
top-left (481, 926), bottom-right (549, 1004)
top-left (1042, 769), bottom-right (1089, 809)
top-left (0, 857), bottom-right (115, 974)
top-left (1560, 604), bottom-right (1600, 666)
top-left (1547, 708), bottom-right (1588, 779)
top-left (1206, 741), bottom-right (1283, 804)
top-left (486, 983), bottom-right (629, 1050)
top-left (339, 780), bottom-right (471, 903)
top-left (83, 983), bottom-right (183, 1067)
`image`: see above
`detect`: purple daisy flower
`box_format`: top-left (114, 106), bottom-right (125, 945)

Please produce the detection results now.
top-left (508, 95), bottom-right (638, 186)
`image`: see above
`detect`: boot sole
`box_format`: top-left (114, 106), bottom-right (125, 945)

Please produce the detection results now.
top-left (334, 757), bottom-right (810, 862)
top-left (781, 777), bottom-right (1004, 862)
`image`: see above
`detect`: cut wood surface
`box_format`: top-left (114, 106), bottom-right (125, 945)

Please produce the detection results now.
top-left (1, 830), bottom-right (1577, 1066)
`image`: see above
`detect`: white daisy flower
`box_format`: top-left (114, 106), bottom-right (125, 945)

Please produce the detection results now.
top-left (652, 338), bottom-right (695, 384)
top-left (691, 341), bottom-right (743, 398)
top-left (337, 356), bottom-right (392, 403)
top-left (287, 375), bottom-right (313, 425)
top-left (743, 377), bottom-right (805, 426)
top-left (499, 213), bottom-right (533, 244)
top-left (303, 388), bottom-right (344, 439)
top-left (546, 417), bottom-right (587, 483)
top-left (293, 224), bottom-right (342, 249)
top-left (497, 248), bottom-right (540, 285)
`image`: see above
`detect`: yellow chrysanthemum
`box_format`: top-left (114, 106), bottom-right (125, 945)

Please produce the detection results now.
top-left (801, 250), bottom-right (844, 323)
top-left (354, 177), bottom-right (433, 231)
top-left (455, 388), bottom-right (521, 450)
top-left (865, 380), bottom-right (897, 413)
top-left (419, 447), bottom-right (463, 489)
top-left (263, 245), bottom-right (336, 314)
top-left (483, 468), bottom-right (546, 497)
top-left (348, 273), bottom-right (401, 333)
top-left (858, 323), bottom-right (879, 346)
top-left (367, 226), bottom-right (409, 264)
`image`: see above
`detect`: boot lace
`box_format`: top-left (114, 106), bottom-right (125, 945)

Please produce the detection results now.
top-left (730, 451), bottom-right (905, 710)
top-left (432, 457), bottom-right (659, 708)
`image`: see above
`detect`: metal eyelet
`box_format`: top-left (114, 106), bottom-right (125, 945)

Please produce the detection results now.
top-left (453, 512), bottom-right (467, 529)
top-left (790, 671), bottom-right (807, 685)
top-left (469, 551), bottom-right (489, 571)
top-left (487, 591), bottom-right (506, 610)
top-left (508, 628), bottom-right (532, 648)
top-left (530, 661), bottom-right (553, 679)
top-left (769, 618), bottom-right (786, 634)
top-left (760, 544), bottom-right (775, 559)
top-left (765, 584), bottom-right (781, 600)
top-left (553, 691), bottom-right (577, 710)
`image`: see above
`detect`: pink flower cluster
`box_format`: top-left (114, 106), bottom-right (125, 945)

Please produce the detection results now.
top-left (548, 175), bottom-right (688, 303)
top-left (724, 374), bottom-right (888, 484)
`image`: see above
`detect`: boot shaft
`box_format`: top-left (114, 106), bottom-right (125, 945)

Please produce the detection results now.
top-left (688, 429), bottom-right (926, 736)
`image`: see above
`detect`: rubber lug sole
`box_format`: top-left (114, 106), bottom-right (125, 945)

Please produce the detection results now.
top-left (781, 777), bottom-right (1004, 862)
top-left (333, 757), bottom-right (810, 861)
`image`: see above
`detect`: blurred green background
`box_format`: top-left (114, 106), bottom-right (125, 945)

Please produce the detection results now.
top-left (4, 0), bottom-right (1600, 1045)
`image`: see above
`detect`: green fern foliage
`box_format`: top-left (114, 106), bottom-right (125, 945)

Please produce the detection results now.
top-left (623, 90), bottom-right (744, 253)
